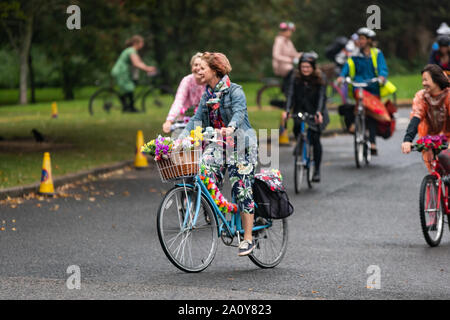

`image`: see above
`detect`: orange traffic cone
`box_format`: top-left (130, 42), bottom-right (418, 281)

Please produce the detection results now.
top-left (39, 152), bottom-right (55, 195)
top-left (51, 102), bottom-right (58, 118)
top-left (279, 112), bottom-right (290, 146)
top-left (134, 130), bottom-right (149, 169)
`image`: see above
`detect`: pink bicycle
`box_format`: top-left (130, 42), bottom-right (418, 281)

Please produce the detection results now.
top-left (413, 135), bottom-right (450, 247)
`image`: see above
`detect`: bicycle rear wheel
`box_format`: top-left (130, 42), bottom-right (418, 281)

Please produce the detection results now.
top-left (249, 218), bottom-right (288, 268)
top-left (157, 185), bottom-right (218, 272)
top-left (419, 175), bottom-right (444, 247)
top-left (88, 88), bottom-right (122, 115)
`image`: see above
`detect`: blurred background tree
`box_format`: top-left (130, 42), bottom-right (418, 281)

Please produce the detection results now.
top-left (0, 0), bottom-right (448, 104)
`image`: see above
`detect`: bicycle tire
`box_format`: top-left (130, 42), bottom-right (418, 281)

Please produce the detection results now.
top-left (306, 143), bottom-right (314, 189)
top-left (157, 185), bottom-right (219, 273)
top-left (419, 175), bottom-right (444, 247)
top-left (354, 114), bottom-right (364, 168)
top-left (294, 136), bottom-right (305, 194)
top-left (248, 218), bottom-right (288, 268)
top-left (256, 84), bottom-right (284, 109)
top-left (88, 88), bottom-right (122, 116)
top-left (142, 85), bottom-right (175, 112)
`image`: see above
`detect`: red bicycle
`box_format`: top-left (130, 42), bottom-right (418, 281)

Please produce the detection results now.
top-left (413, 136), bottom-right (450, 247)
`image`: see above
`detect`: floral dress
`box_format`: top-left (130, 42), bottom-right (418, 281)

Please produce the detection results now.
top-left (200, 76), bottom-right (257, 215)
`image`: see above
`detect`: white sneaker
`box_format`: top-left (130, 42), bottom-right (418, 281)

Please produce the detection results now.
top-left (238, 240), bottom-right (254, 256)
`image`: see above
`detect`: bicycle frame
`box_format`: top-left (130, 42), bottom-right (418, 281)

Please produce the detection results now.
top-left (175, 176), bottom-right (271, 240)
top-left (428, 155), bottom-right (450, 216)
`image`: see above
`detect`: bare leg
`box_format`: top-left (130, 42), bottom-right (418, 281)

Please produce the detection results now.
top-left (241, 212), bottom-right (254, 242)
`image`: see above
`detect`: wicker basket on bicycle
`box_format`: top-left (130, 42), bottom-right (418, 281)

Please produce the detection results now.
top-left (156, 149), bottom-right (201, 182)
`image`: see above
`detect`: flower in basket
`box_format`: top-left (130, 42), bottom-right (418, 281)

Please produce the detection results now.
top-left (141, 139), bottom-right (156, 156)
top-left (172, 137), bottom-right (194, 152)
top-left (141, 135), bottom-right (173, 160)
top-left (190, 126), bottom-right (203, 147)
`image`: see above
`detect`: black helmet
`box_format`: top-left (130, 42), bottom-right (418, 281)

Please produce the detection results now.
top-left (299, 51), bottom-right (318, 68)
top-left (437, 35), bottom-right (450, 47)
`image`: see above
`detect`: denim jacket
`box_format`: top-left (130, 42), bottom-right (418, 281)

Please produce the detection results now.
top-left (179, 82), bottom-right (257, 150)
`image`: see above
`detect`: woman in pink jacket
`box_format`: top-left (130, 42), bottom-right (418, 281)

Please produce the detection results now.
top-left (162, 53), bottom-right (206, 133)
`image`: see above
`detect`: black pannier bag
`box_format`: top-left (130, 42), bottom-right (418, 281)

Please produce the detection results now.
top-left (252, 170), bottom-right (294, 219)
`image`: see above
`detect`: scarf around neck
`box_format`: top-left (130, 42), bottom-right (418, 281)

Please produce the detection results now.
top-left (205, 75), bottom-right (231, 110)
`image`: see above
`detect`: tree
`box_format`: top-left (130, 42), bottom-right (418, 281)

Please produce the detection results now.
top-left (0, 0), bottom-right (52, 104)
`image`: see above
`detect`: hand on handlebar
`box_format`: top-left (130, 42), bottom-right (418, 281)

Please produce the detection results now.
top-left (146, 66), bottom-right (158, 76)
top-left (315, 112), bottom-right (323, 125)
top-left (162, 120), bottom-right (173, 134)
top-left (401, 141), bottom-right (413, 154)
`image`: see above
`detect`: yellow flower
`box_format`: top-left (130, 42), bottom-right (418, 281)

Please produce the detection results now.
top-left (190, 126), bottom-right (203, 144)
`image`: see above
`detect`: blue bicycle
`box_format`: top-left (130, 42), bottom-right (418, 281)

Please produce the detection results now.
top-left (292, 112), bottom-right (316, 194)
top-left (156, 136), bottom-right (288, 273)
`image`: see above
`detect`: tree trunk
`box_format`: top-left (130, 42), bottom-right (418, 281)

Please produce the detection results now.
top-left (28, 53), bottom-right (36, 103)
top-left (18, 15), bottom-right (34, 105)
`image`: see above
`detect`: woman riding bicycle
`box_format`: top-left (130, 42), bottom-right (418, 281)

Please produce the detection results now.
top-left (401, 64), bottom-right (450, 172)
top-left (162, 53), bottom-right (206, 133)
top-left (111, 35), bottom-right (156, 112)
top-left (179, 52), bottom-right (258, 256)
top-left (287, 52), bottom-right (329, 182)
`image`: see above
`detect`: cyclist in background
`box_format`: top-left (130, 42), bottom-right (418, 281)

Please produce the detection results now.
top-left (401, 64), bottom-right (450, 172)
top-left (429, 35), bottom-right (450, 73)
top-left (287, 53), bottom-right (329, 182)
top-left (162, 53), bottom-right (206, 133)
top-left (272, 22), bottom-right (303, 97)
top-left (111, 35), bottom-right (156, 112)
top-left (337, 27), bottom-right (390, 156)
top-left (431, 23), bottom-right (450, 51)
top-left (272, 22), bottom-right (303, 144)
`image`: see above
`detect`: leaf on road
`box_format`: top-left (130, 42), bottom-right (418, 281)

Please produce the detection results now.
top-left (89, 197), bottom-right (96, 202)
top-left (122, 191), bottom-right (130, 196)
top-left (50, 204), bottom-right (60, 211)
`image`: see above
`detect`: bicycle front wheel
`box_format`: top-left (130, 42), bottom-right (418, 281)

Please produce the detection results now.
top-left (419, 175), bottom-right (444, 247)
top-left (294, 137), bottom-right (305, 194)
top-left (249, 218), bottom-right (288, 268)
top-left (306, 143), bottom-right (314, 189)
top-left (88, 88), bottom-right (122, 115)
top-left (256, 84), bottom-right (284, 109)
top-left (157, 185), bottom-right (218, 272)
top-left (354, 114), bottom-right (365, 168)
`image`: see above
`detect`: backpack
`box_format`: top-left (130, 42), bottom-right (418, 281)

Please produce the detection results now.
top-left (325, 36), bottom-right (348, 62)
top-left (252, 170), bottom-right (294, 219)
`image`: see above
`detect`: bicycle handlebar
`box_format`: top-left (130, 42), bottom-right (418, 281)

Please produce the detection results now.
top-left (344, 77), bottom-right (382, 88)
top-left (170, 122), bottom-right (187, 132)
top-left (290, 111), bottom-right (316, 121)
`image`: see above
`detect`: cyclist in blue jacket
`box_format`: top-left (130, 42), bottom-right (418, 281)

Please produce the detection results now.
top-left (337, 27), bottom-right (389, 155)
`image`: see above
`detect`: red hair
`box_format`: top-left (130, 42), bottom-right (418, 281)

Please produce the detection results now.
top-left (201, 52), bottom-right (232, 78)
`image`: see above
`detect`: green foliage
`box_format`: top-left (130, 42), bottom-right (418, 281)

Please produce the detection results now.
top-left (0, 0), bottom-right (448, 101)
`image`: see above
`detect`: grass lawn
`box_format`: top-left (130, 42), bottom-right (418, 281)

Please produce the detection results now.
top-left (0, 89), bottom-right (341, 189)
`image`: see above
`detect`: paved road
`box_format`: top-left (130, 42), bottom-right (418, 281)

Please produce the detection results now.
top-left (1, 108), bottom-right (449, 300)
